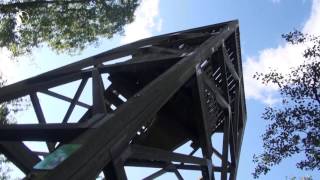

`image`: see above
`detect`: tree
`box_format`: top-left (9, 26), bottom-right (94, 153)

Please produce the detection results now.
top-left (0, 76), bottom-right (27, 179)
top-left (0, 77), bottom-right (11, 180)
top-left (252, 31), bottom-right (320, 178)
top-left (0, 0), bottom-right (139, 56)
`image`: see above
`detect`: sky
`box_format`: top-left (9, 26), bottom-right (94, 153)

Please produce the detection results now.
top-left (0, 0), bottom-right (320, 179)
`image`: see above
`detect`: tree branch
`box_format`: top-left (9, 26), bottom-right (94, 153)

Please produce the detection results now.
top-left (0, 0), bottom-right (88, 12)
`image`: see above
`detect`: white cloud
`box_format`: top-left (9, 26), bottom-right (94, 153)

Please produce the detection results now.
top-left (243, 44), bottom-right (305, 104)
top-left (0, 48), bottom-right (19, 83)
top-left (0, 48), bottom-right (40, 84)
top-left (243, 0), bottom-right (320, 104)
top-left (303, 0), bottom-right (320, 34)
top-left (120, 0), bottom-right (162, 44)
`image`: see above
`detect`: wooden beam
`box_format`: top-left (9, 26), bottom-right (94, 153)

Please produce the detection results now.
top-left (195, 66), bottom-right (215, 180)
top-left (0, 123), bottom-right (89, 141)
top-left (143, 168), bottom-right (167, 180)
top-left (129, 144), bottom-right (207, 166)
top-left (30, 93), bottom-right (55, 152)
top-left (62, 78), bottom-right (88, 123)
top-left (41, 90), bottom-right (90, 109)
top-left (103, 159), bottom-right (127, 180)
top-left (0, 71), bottom-right (86, 103)
top-left (92, 68), bottom-right (107, 114)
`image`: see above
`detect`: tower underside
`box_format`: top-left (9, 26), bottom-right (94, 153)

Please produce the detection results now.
top-left (0, 20), bottom-right (246, 180)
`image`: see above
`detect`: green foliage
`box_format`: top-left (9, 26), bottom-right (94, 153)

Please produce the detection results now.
top-left (0, 103), bottom-right (9, 125)
top-left (0, 75), bottom-right (27, 179)
top-left (0, 76), bottom-right (11, 179)
top-left (0, 76), bottom-right (9, 124)
top-left (253, 31), bottom-right (320, 178)
top-left (0, 0), bottom-right (139, 56)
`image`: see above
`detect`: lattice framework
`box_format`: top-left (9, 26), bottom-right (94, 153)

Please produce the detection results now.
top-left (0, 20), bottom-right (246, 180)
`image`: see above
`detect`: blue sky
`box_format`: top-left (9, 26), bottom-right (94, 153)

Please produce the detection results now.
top-left (1, 0), bottom-right (320, 179)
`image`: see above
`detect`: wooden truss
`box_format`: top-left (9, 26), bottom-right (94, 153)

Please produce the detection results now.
top-left (0, 20), bottom-right (246, 180)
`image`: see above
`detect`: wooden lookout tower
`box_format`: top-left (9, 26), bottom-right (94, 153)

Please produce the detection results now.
top-left (0, 20), bottom-right (246, 180)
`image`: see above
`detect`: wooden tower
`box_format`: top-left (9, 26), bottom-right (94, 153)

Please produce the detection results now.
top-left (0, 20), bottom-right (246, 180)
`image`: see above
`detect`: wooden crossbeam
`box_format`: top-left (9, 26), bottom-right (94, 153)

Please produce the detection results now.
top-left (0, 123), bottom-right (89, 141)
top-left (129, 145), bottom-right (207, 166)
top-left (41, 90), bottom-right (91, 109)
top-left (62, 78), bottom-right (88, 123)
top-left (0, 71), bottom-right (86, 103)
